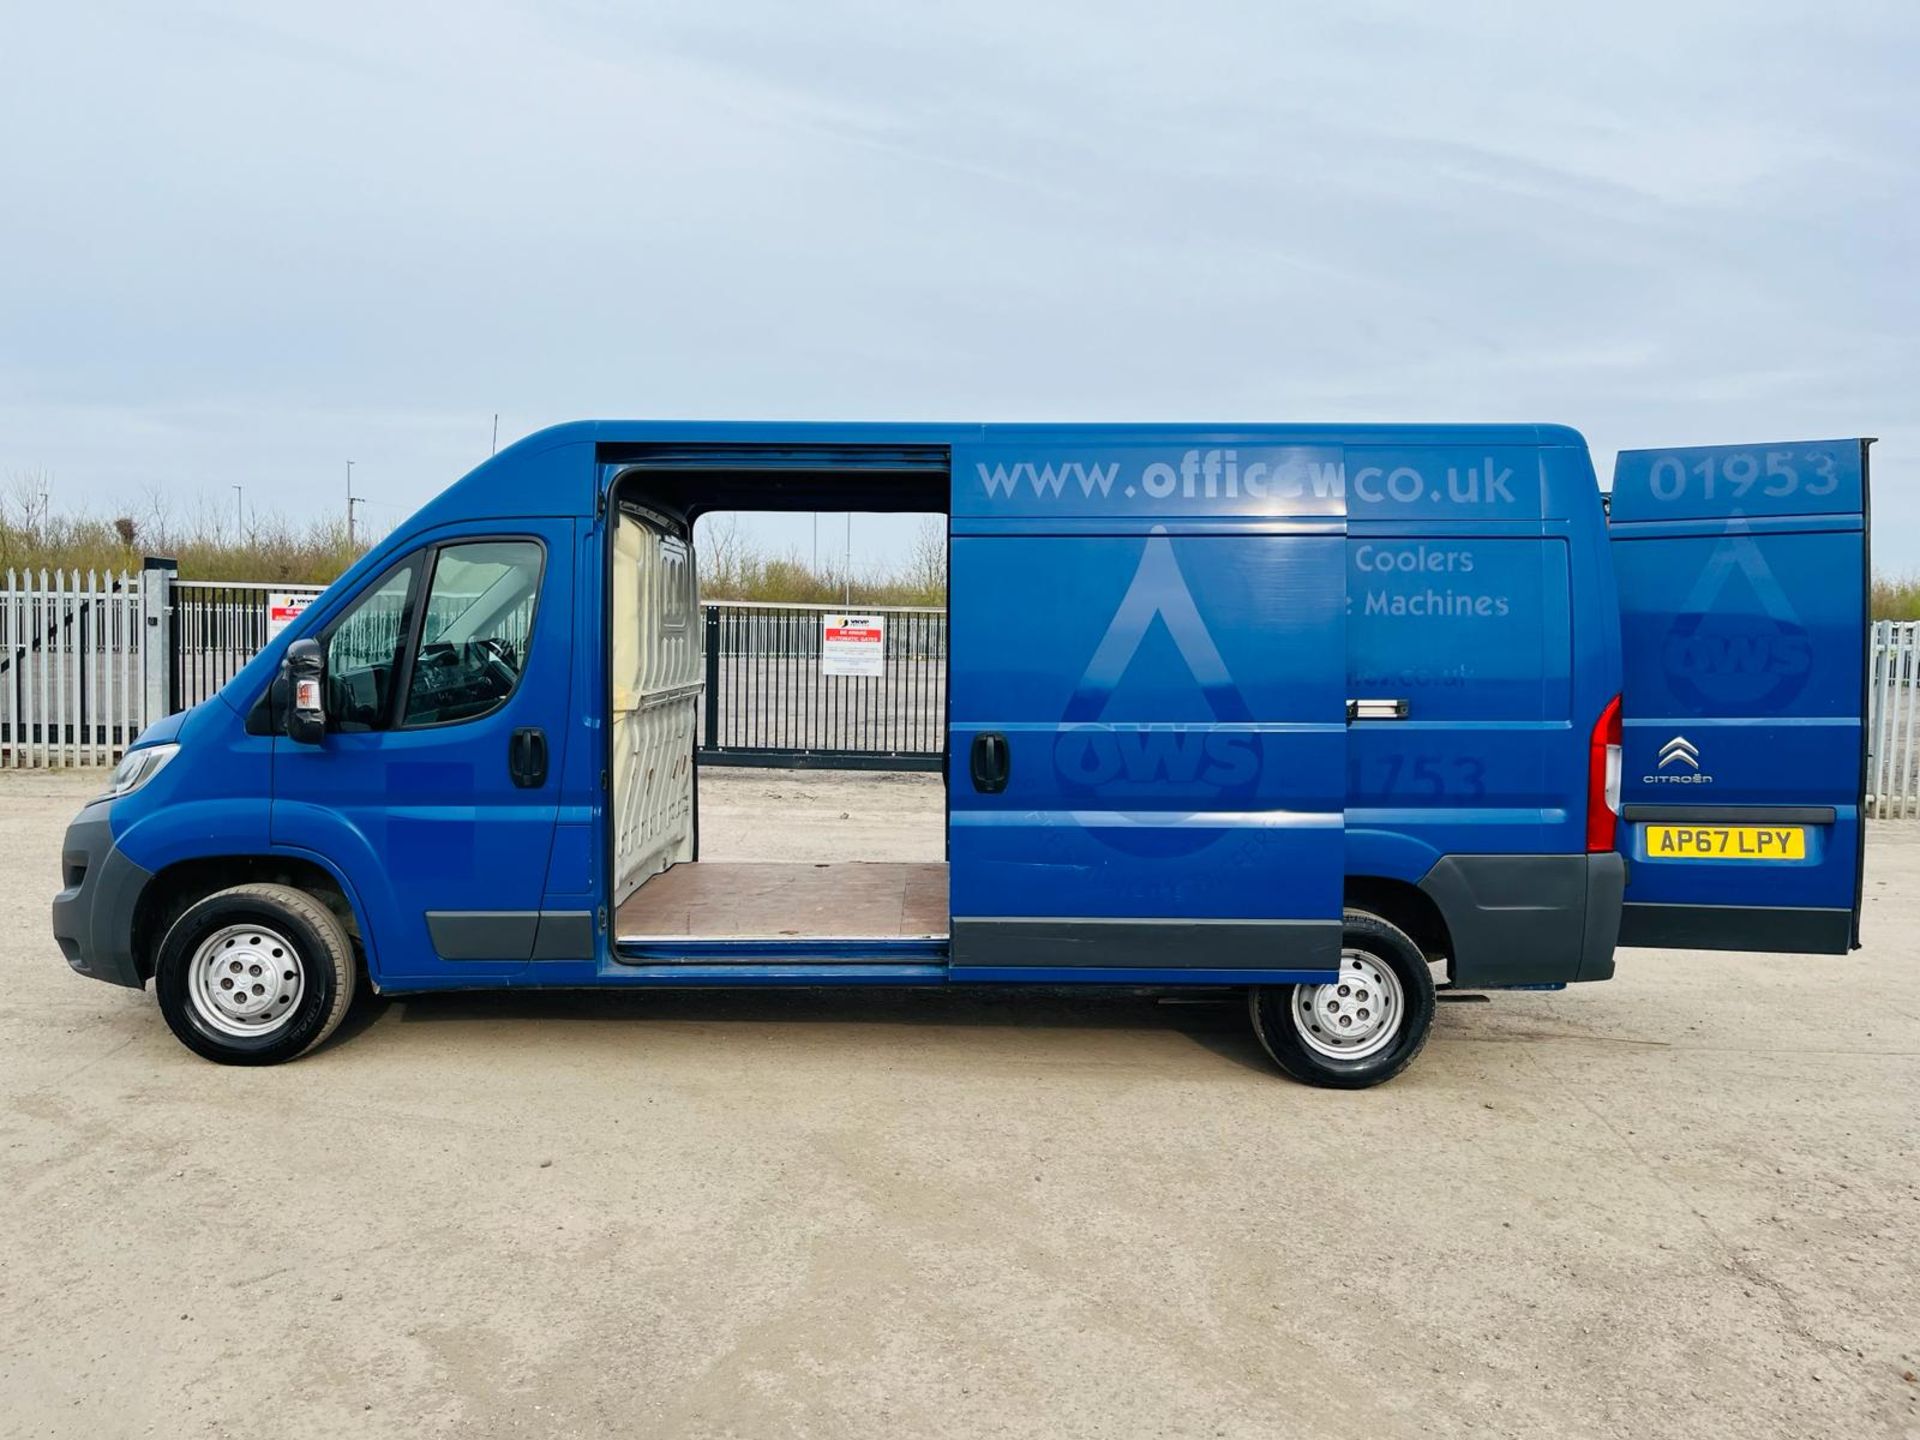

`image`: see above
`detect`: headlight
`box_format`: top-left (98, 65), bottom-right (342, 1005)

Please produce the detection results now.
top-left (100, 743), bottom-right (181, 800)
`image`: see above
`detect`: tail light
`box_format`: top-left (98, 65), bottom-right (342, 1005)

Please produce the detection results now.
top-left (1587, 694), bottom-right (1623, 852)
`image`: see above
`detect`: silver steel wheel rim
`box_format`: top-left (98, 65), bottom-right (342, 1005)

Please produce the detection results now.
top-left (1290, 948), bottom-right (1404, 1061)
top-left (187, 924), bottom-right (305, 1040)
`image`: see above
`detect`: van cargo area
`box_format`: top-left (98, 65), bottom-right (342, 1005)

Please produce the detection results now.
top-left (615, 861), bottom-right (949, 947)
top-left (607, 446), bottom-right (952, 960)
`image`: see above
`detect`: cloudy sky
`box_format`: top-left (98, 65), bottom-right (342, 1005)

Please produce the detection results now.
top-left (2, 1), bottom-right (1915, 568)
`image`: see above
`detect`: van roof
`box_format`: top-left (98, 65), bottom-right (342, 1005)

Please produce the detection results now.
top-left (412, 419), bottom-right (1596, 530)
top-left (496, 419), bottom-right (1589, 457)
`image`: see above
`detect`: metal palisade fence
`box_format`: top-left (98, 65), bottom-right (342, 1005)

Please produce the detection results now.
top-left (0, 568), bottom-right (152, 767)
top-left (1868, 621), bottom-right (1920, 817)
top-left (172, 578), bottom-right (325, 710)
top-left (8, 566), bottom-right (1920, 812)
top-left (700, 600), bottom-right (947, 769)
top-left (0, 572), bottom-right (949, 774)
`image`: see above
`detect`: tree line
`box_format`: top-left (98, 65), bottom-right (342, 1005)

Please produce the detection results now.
top-left (0, 476), bottom-right (951, 603)
top-left (0, 473), bottom-right (363, 583)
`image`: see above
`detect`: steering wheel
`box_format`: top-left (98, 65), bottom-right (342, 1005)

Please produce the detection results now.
top-left (470, 637), bottom-right (518, 693)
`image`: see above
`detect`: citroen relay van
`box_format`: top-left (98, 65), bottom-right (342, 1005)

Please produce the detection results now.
top-left (50, 424), bottom-right (1871, 1087)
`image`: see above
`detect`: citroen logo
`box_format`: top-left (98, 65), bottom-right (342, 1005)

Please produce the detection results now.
top-left (1658, 736), bottom-right (1700, 771)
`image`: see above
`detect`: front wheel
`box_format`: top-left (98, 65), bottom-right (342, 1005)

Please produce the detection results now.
top-left (1249, 909), bottom-right (1435, 1089)
top-left (154, 883), bottom-right (357, 1065)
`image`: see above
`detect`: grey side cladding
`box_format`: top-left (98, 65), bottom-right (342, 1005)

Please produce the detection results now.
top-left (951, 917), bottom-right (1341, 972)
top-left (1420, 853), bottom-right (1623, 988)
top-left (426, 912), bottom-right (539, 962)
top-left (531, 911), bottom-right (595, 960)
top-left (426, 910), bottom-right (597, 962)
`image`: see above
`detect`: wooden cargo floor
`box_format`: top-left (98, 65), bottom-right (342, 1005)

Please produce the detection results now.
top-left (615, 861), bottom-right (949, 940)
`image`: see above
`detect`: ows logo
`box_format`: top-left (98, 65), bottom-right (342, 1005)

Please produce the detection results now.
top-left (1661, 524), bottom-right (1813, 712)
top-left (1053, 529), bottom-right (1263, 856)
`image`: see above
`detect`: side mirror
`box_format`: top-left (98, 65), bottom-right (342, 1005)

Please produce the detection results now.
top-left (285, 638), bottom-right (327, 744)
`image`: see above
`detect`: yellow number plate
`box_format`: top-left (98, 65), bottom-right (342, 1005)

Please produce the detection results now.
top-left (1645, 825), bottom-right (1806, 860)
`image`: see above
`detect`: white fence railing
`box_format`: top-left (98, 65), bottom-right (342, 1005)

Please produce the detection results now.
top-left (8, 568), bottom-right (1920, 814)
top-left (1, 569), bottom-right (151, 768)
top-left (1867, 621), bottom-right (1920, 817)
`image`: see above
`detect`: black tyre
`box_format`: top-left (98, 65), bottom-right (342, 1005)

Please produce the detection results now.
top-left (1248, 908), bottom-right (1435, 1089)
top-left (154, 883), bottom-right (357, 1065)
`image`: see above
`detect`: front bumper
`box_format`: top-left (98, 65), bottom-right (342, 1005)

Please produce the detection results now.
top-left (50, 801), bottom-right (151, 989)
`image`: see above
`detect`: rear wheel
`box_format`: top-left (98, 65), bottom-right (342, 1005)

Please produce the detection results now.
top-left (154, 883), bottom-right (357, 1065)
top-left (1249, 908), bottom-right (1435, 1089)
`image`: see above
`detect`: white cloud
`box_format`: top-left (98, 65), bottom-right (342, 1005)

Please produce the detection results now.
top-left (0, 0), bottom-right (1913, 562)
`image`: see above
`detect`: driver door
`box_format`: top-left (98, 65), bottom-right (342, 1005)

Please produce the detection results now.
top-left (272, 521), bottom-right (573, 982)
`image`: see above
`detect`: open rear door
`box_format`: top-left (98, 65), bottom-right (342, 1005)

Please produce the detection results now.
top-left (1610, 439), bottom-right (1872, 953)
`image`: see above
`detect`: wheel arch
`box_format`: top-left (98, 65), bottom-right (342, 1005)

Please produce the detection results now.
top-left (132, 854), bottom-right (371, 984)
top-left (1344, 875), bottom-right (1453, 980)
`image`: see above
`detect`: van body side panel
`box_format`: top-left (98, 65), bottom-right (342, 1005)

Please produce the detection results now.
top-left (1610, 440), bottom-right (1869, 953)
top-left (948, 431), bottom-right (1347, 979)
top-left (1343, 440), bottom-right (1618, 986)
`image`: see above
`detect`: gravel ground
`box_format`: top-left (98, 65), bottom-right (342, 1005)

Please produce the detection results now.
top-left (2, 767), bottom-right (1917, 1439)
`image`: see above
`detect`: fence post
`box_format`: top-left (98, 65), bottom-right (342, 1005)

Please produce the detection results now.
top-left (703, 604), bottom-right (721, 749)
top-left (140, 555), bottom-right (177, 728)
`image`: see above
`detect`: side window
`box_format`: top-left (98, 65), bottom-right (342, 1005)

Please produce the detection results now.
top-left (324, 562), bottom-right (418, 733)
top-left (401, 540), bottom-right (544, 727)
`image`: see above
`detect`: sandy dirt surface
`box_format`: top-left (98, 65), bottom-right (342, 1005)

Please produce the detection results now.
top-left (2, 767), bottom-right (1917, 1439)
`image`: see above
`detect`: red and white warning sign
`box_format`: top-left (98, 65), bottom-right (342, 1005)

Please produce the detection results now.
top-left (267, 592), bottom-right (315, 640)
top-left (821, 613), bottom-right (886, 678)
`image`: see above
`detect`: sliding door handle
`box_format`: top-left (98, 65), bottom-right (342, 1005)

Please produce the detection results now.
top-left (970, 731), bottom-right (1010, 793)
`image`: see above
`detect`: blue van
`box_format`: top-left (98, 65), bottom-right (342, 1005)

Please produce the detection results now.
top-left (49, 424), bottom-right (1872, 1087)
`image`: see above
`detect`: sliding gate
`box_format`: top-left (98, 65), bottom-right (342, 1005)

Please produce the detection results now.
top-left (699, 600), bottom-right (946, 771)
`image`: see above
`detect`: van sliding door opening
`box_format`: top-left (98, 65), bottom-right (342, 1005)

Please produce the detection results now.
top-left (603, 446), bottom-right (953, 955)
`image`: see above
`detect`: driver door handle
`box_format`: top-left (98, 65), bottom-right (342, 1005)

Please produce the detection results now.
top-left (509, 727), bottom-right (548, 789)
